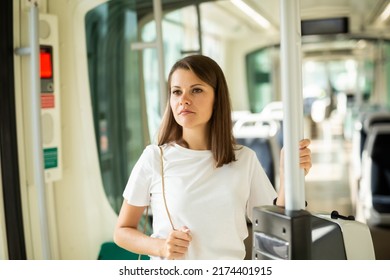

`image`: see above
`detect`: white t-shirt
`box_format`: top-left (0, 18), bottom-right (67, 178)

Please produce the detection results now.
top-left (123, 143), bottom-right (277, 260)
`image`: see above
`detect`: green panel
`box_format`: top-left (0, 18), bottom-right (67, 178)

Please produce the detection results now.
top-left (43, 147), bottom-right (58, 169)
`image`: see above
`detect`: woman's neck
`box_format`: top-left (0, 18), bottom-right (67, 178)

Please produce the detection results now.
top-left (181, 128), bottom-right (209, 150)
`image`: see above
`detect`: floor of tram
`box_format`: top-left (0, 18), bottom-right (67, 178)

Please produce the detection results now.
top-left (305, 132), bottom-right (353, 218)
top-left (306, 118), bottom-right (390, 260)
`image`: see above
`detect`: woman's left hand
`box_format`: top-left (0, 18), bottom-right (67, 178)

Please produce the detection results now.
top-left (299, 139), bottom-right (312, 175)
top-left (280, 139), bottom-right (312, 176)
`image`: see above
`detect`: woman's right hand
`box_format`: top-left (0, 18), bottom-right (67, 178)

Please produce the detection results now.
top-left (162, 226), bottom-right (192, 260)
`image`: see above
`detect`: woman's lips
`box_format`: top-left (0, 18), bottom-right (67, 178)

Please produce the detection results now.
top-left (179, 109), bottom-right (194, 115)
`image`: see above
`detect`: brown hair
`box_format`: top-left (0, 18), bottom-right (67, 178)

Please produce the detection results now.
top-left (158, 55), bottom-right (236, 167)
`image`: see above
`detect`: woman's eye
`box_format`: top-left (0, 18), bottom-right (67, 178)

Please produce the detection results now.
top-left (172, 90), bottom-right (181, 95)
top-left (192, 88), bottom-right (202, 93)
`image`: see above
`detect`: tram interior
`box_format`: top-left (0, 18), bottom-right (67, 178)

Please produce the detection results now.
top-left (5, 0), bottom-right (390, 260)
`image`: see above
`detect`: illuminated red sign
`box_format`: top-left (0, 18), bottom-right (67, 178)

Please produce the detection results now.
top-left (40, 50), bottom-right (53, 79)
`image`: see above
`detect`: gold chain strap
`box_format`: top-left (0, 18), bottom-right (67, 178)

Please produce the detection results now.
top-left (159, 146), bottom-right (175, 230)
top-left (138, 145), bottom-right (175, 260)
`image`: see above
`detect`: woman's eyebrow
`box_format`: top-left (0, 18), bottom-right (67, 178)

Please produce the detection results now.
top-left (190, 83), bottom-right (205, 88)
top-left (171, 83), bottom-right (205, 89)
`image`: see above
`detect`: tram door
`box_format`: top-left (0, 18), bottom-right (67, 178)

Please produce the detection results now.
top-left (13, 0), bottom-right (138, 259)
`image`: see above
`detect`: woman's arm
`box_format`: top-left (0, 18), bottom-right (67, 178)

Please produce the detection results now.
top-left (113, 200), bottom-right (192, 259)
top-left (113, 201), bottom-right (164, 257)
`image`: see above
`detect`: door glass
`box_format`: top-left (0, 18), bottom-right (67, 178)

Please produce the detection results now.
top-left (85, 0), bottom-right (145, 214)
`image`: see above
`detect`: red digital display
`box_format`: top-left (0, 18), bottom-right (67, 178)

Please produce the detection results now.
top-left (40, 51), bottom-right (52, 79)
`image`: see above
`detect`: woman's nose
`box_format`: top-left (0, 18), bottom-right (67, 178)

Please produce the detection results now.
top-left (180, 92), bottom-right (191, 105)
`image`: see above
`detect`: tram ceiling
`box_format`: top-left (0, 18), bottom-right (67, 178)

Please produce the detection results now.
top-left (250, 0), bottom-right (390, 33)
top-left (130, 0), bottom-right (390, 38)
top-left (108, 0), bottom-right (390, 49)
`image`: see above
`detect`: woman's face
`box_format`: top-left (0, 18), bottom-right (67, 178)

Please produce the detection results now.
top-left (170, 69), bottom-right (215, 132)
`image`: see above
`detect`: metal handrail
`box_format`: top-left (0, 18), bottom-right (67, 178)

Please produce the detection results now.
top-left (15, 2), bottom-right (51, 259)
top-left (280, 0), bottom-right (305, 211)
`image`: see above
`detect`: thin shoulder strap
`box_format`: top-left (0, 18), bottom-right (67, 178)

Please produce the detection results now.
top-left (159, 146), bottom-right (175, 230)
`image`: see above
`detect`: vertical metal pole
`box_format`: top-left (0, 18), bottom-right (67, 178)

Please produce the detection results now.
top-left (153, 0), bottom-right (167, 113)
top-left (195, 4), bottom-right (203, 54)
top-left (280, 0), bottom-right (305, 211)
top-left (30, 3), bottom-right (51, 259)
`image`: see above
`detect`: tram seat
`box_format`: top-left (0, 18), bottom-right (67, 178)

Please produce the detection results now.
top-left (359, 124), bottom-right (390, 225)
top-left (351, 110), bottom-right (390, 183)
top-left (232, 110), bottom-right (251, 125)
top-left (233, 114), bottom-right (281, 190)
top-left (362, 111), bottom-right (390, 154)
top-left (97, 241), bottom-right (149, 260)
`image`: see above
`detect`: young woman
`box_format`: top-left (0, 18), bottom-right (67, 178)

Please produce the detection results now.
top-left (113, 55), bottom-right (312, 260)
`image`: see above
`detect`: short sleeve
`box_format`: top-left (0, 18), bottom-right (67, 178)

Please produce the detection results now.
top-left (122, 145), bottom-right (158, 206)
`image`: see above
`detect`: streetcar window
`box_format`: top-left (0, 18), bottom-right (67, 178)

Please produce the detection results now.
top-left (141, 3), bottom-right (225, 140)
top-left (245, 47), bottom-right (277, 113)
top-left (386, 42), bottom-right (390, 107)
top-left (85, 1), bottom-right (145, 214)
top-left (141, 5), bottom-right (202, 141)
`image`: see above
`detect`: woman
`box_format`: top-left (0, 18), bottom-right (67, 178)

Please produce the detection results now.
top-left (113, 55), bottom-right (312, 260)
